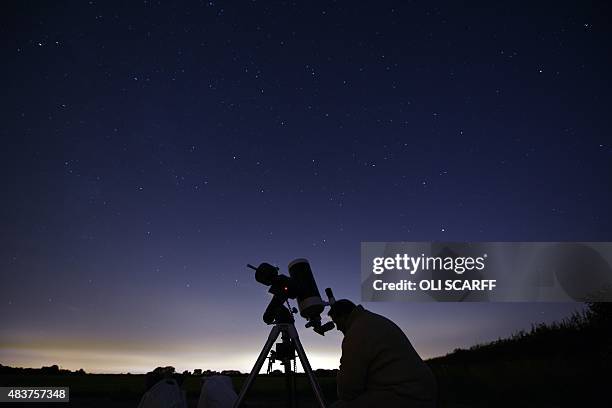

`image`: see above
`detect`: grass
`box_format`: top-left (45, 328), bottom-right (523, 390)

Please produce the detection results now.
top-left (0, 373), bottom-right (338, 407)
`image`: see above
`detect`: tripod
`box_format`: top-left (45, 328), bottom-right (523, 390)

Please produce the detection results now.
top-left (233, 307), bottom-right (327, 408)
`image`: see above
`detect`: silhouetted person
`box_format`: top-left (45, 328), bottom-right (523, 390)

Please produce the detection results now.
top-left (329, 300), bottom-right (437, 408)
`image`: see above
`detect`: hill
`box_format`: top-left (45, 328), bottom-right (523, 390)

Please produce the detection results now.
top-left (426, 302), bottom-right (611, 407)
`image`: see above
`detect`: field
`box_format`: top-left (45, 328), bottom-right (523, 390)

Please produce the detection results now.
top-left (0, 373), bottom-right (338, 407)
top-left (0, 359), bottom-right (597, 408)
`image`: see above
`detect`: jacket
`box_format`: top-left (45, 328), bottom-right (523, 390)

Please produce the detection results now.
top-left (337, 305), bottom-right (437, 407)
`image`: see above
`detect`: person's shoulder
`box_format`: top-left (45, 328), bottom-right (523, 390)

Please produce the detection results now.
top-left (347, 309), bottom-right (384, 335)
top-left (342, 323), bottom-right (373, 353)
top-left (361, 309), bottom-right (405, 336)
top-left (362, 309), bottom-right (390, 325)
top-left (342, 310), bottom-right (390, 352)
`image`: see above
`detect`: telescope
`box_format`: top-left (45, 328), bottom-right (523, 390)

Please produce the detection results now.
top-left (247, 258), bottom-right (335, 335)
top-left (236, 258), bottom-right (336, 408)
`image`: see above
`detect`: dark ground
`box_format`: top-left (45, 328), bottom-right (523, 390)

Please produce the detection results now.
top-left (0, 364), bottom-right (599, 408)
top-left (0, 374), bottom-right (337, 408)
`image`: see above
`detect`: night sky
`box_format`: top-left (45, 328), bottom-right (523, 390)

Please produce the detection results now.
top-left (1, 1), bottom-right (611, 373)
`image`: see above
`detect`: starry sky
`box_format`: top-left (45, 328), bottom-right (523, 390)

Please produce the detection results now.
top-left (1, 1), bottom-right (611, 374)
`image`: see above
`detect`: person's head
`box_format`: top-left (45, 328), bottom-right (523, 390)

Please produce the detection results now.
top-left (327, 299), bottom-right (356, 335)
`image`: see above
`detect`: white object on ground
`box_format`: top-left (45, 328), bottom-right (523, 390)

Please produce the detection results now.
top-left (137, 378), bottom-right (187, 408)
top-left (197, 375), bottom-right (237, 408)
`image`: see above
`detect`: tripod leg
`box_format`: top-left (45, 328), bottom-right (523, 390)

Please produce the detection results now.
top-left (288, 325), bottom-right (327, 408)
top-left (280, 330), bottom-right (297, 408)
top-left (283, 358), bottom-right (296, 408)
top-left (233, 326), bottom-right (281, 408)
